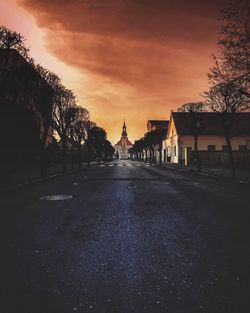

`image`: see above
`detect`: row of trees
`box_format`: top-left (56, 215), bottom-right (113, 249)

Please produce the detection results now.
top-left (0, 26), bottom-right (114, 179)
top-left (132, 1), bottom-right (250, 178)
top-left (130, 128), bottom-right (167, 164)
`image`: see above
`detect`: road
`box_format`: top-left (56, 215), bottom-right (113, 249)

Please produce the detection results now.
top-left (2, 160), bottom-right (250, 313)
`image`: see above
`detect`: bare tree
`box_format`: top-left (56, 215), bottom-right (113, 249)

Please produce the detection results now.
top-left (51, 83), bottom-right (76, 172)
top-left (0, 25), bottom-right (29, 53)
top-left (31, 65), bottom-right (56, 176)
top-left (208, 1), bottom-right (249, 93)
top-left (204, 81), bottom-right (248, 178)
top-left (178, 102), bottom-right (205, 171)
top-left (87, 127), bottom-right (107, 164)
top-left (133, 138), bottom-right (144, 161)
top-left (205, 1), bottom-right (250, 178)
top-left (0, 26), bottom-right (29, 77)
top-left (69, 106), bottom-right (90, 168)
top-left (85, 121), bottom-right (96, 165)
top-left (178, 102), bottom-right (205, 113)
top-left (0, 31), bottom-right (54, 178)
top-left (144, 132), bottom-right (155, 163)
top-left (150, 129), bottom-right (167, 165)
top-left (103, 140), bottom-right (115, 161)
top-left (0, 25), bottom-right (29, 58)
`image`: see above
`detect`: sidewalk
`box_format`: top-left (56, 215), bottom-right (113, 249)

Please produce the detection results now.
top-left (0, 161), bottom-right (98, 193)
top-left (162, 163), bottom-right (250, 183)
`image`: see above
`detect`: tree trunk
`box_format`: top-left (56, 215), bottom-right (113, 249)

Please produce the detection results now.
top-left (87, 143), bottom-right (91, 166)
top-left (78, 145), bottom-right (82, 168)
top-left (40, 143), bottom-right (47, 177)
top-left (159, 148), bottom-right (162, 165)
top-left (225, 131), bottom-right (236, 179)
top-left (39, 126), bottom-right (50, 177)
top-left (71, 143), bottom-right (74, 170)
top-left (194, 135), bottom-right (201, 172)
top-left (98, 149), bottom-right (101, 164)
top-left (150, 149), bottom-right (154, 163)
top-left (61, 137), bottom-right (67, 172)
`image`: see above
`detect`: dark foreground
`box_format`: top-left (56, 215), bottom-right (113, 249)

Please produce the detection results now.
top-left (2, 160), bottom-right (250, 313)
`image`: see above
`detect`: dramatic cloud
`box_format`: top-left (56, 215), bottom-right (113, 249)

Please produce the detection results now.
top-left (16, 0), bottom-right (228, 142)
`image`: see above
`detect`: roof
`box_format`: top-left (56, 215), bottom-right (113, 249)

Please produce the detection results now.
top-left (172, 112), bottom-right (250, 136)
top-left (114, 137), bottom-right (133, 147)
top-left (148, 120), bottom-right (169, 127)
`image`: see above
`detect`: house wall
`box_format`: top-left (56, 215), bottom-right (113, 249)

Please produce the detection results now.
top-left (163, 127), bottom-right (250, 164)
top-left (163, 118), bottom-right (179, 163)
top-left (195, 150), bottom-right (250, 167)
top-left (179, 135), bottom-right (250, 151)
top-left (114, 145), bottom-right (132, 159)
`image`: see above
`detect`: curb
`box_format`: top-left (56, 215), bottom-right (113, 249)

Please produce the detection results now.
top-left (163, 164), bottom-right (250, 184)
top-left (140, 161), bottom-right (250, 184)
top-left (0, 164), bottom-right (96, 194)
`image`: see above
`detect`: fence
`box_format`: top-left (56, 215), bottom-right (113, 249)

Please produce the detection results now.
top-left (190, 150), bottom-right (250, 168)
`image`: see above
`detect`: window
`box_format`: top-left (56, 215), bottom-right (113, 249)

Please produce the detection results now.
top-left (222, 145), bottom-right (228, 151)
top-left (239, 145), bottom-right (247, 151)
top-left (174, 146), bottom-right (176, 156)
top-left (247, 140), bottom-right (250, 150)
top-left (207, 145), bottom-right (216, 151)
top-left (167, 146), bottom-right (171, 156)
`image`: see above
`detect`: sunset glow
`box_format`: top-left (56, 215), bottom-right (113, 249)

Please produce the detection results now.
top-left (1, 0), bottom-right (228, 143)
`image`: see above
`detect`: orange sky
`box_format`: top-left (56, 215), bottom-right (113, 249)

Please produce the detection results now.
top-left (1, 0), bottom-right (229, 143)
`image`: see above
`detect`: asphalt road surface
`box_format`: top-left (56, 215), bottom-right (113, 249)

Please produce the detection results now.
top-left (2, 160), bottom-right (250, 313)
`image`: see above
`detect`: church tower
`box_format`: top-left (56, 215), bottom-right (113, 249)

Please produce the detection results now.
top-left (122, 120), bottom-right (127, 138)
top-left (114, 119), bottom-right (133, 159)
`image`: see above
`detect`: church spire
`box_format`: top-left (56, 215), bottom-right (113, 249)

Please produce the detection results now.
top-left (122, 118), bottom-right (127, 137)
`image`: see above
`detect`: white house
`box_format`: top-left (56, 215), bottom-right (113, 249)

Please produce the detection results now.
top-left (163, 112), bottom-right (250, 165)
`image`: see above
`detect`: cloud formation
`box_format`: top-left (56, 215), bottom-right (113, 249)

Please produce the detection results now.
top-left (17, 0), bottom-right (228, 142)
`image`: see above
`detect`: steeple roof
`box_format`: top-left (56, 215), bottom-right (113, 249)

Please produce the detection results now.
top-left (114, 137), bottom-right (133, 147)
top-left (122, 118), bottom-right (127, 137)
top-left (114, 119), bottom-right (133, 147)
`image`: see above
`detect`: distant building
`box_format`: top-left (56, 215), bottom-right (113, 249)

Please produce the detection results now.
top-left (163, 112), bottom-right (250, 165)
top-left (114, 121), bottom-right (133, 159)
top-left (147, 120), bottom-right (169, 132)
top-left (146, 119), bottom-right (169, 163)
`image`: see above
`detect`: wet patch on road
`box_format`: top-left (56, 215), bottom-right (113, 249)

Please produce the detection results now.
top-left (128, 184), bottom-right (137, 189)
top-left (40, 195), bottom-right (73, 201)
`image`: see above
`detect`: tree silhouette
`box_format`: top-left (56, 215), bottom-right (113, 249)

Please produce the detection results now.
top-left (0, 25), bottom-right (29, 72)
top-left (87, 127), bottom-right (107, 164)
top-left (133, 138), bottom-right (144, 160)
top-left (178, 102), bottom-right (205, 171)
top-left (151, 128), bottom-right (168, 165)
top-left (204, 82), bottom-right (248, 178)
top-left (205, 1), bottom-right (250, 178)
top-left (69, 106), bottom-right (90, 168)
top-left (209, 2), bottom-right (250, 98)
top-left (30, 64), bottom-right (55, 176)
top-left (143, 130), bottom-right (167, 164)
top-left (0, 40), bottom-right (54, 180)
top-left (103, 140), bottom-right (115, 161)
top-left (51, 82), bottom-right (76, 172)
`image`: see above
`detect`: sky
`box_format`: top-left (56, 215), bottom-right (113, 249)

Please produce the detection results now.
top-left (0, 0), bottom-right (229, 143)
